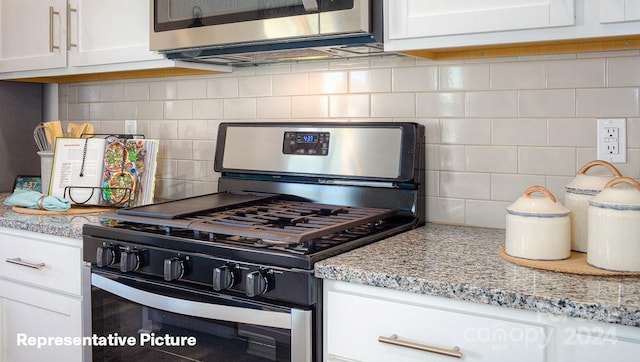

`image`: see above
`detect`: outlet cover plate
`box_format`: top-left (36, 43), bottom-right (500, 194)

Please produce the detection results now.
top-left (596, 118), bottom-right (626, 163)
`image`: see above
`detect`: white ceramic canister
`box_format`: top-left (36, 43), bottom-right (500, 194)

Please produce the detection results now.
top-left (564, 160), bottom-right (622, 252)
top-left (505, 186), bottom-right (571, 260)
top-left (587, 177), bottom-right (640, 272)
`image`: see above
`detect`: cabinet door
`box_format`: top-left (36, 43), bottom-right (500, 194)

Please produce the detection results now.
top-left (0, 280), bottom-right (82, 362)
top-left (388, 0), bottom-right (575, 40)
top-left (0, 0), bottom-right (67, 72)
top-left (600, 0), bottom-right (640, 23)
top-left (326, 290), bottom-right (546, 362)
top-left (67, 0), bottom-right (163, 67)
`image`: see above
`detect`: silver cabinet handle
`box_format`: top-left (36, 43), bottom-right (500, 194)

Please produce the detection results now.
top-left (49, 6), bottom-right (60, 52)
top-left (378, 334), bottom-right (463, 359)
top-left (5, 257), bottom-right (46, 270)
top-left (67, 4), bottom-right (77, 49)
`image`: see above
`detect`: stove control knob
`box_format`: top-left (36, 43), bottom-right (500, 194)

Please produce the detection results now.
top-left (212, 265), bottom-right (238, 291)
top-left (164, 257), bottom-right (185, 281)
top-left (120, 249), bottom-right (140, 273)
top-left (96, 245), bottom-right (118, 267)
top-left (245, 270), bottom-right (271, 297)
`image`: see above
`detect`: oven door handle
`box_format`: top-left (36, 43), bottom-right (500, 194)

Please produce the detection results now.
top-left (92, 273), bottom-right (295, 329)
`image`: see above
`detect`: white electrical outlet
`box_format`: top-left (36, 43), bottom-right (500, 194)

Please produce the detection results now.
top-left (125, 120), bottom-right (137, 135)
top-left (597, 118), bottom-right (626, 163)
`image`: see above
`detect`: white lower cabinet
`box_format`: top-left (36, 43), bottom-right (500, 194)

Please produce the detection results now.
top-left (0, 227), bottom-right (83, 362)
top-left (324, 280), bottom-right (640, 362)
top-left (0, 280), bottom-right (83, 362)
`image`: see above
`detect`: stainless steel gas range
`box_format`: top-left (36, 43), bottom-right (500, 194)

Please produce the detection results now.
top-left (82, 122), bottom-right (425, 362)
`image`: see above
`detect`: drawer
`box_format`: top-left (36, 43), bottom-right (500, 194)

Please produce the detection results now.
top-left (327, 291), bottom-right (547, 362)
top-left (0, 231), bottom-right (81, 296)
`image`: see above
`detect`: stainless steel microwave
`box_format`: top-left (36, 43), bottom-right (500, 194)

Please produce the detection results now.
top-left (149, 0), bottom-right (384, 65)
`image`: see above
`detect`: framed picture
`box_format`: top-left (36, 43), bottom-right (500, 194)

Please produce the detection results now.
top-left (13, 175), bottom-right (41, 192)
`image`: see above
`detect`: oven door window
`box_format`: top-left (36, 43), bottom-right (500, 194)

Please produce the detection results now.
top-left (154, 0), bottom-right (354, 31)
top-left (90, 273), bottom-right (304, 362)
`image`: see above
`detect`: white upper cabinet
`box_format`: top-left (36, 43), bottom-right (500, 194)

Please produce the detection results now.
top-left (600, 0), bottom-right (640, 23)
top-left (385, 0), bottom-right (640, 53)
top-left (0, 1), bottom-right (229, 80)
top-left (67, 0), bottom-right (163, 67)
top-left (0, 0), bottom-right (68, 72)
top-left (387, 0), bottom-right (575, 40)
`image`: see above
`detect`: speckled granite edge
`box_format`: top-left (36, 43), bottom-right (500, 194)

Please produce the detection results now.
top-left (315, 224), bottom-right (640, 327)
top-left (316, 265), bottom-right (640, 327)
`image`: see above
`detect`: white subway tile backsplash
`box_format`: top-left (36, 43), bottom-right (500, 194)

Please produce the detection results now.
top-left (349, 69), bottom-right (391, 93)
top-left (257, 97), bottom-right (291, 118)
top-left (60, 52), bottom-right (640, 229)
top-left (112, 102), bottom-right (136, 120)
top-left (547, 58), bottom-right (605, 88)
top-left (519, 89), bottom-right (575, 117)
top-left (545, 176), bottom-right (575, 203)
top-left (492, 118), bottom-right (547, 146)
top-left (519, 147), bottom-right (576, 176)
top-left (329, 94), bottom-right (369, 118)
top-left (192, 141), bottom-right (215, 161)
top-left (309, 71), bottom-right (347, 94)
top-left (162, 140), bottom-right (193, 159)
top-left (467, 91), bottom-right (518, 117)
top-left (68, 103), bottom-right (90, 121)
top-left (490, 174), bottom-right (547, 202)
top-left (137, 101), bottom-right (164, 120)
top-left (273, 73), bottom-right (309, 96)
top-left (392, 66), bottom-right (438, 92)
top-left (193, 99), bottom-right (223, 120)
top-left (441, 118), bottom-right (491, 144)
top-left (426, 196), bottom-right (466, 225)
top-left (123, 83), bottom-right (149, 101)
top-left (576, 88), bottom-right (640, 117)
top-left (164, 100), bottom-right (193, 120)
top-left (416, 92), bottom-right (465, 118)
top-left (178, 120), bottom-right (208, 140)
top-left (150, 81), bottom-right (177, 100)
top-left (78, 85), bottom-right (101, 102)
top-left (548, 118), bottom-right (595, 147)
top-left (89, 103), bottom-right (113, 120)
top-left (607, 56), bottom-right (640, 87)
top-left (465, 146), bottom-right (518, 173)
top-left (440, 171), bottom-right (490, 200)
top-left (207, 77), bottom-right (239, 98)
top-left (177, 79), bottom-right (207, 99)
top-left (440, 64), bottom-right (490, 91)
top-left (490, 61), bottom-right (545, 90)
top-left (239, 75), bottom-right (272, 97)
top-left (144, 120), bottom-right (178, 140)
top-left (223, 98), bottom-right (257, 119)
top-left (100, 84), bottom-right (124, 102)
top-left (465, 200), bottom-right (509, 228)
top-left (291, 95), bottom-right (329, 118)
top-left (437, 145), bottom-right (466, 171)
top-left (371, 93), bottom-right (415, 118)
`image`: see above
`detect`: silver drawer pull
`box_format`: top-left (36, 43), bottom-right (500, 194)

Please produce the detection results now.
top-left (378, 334), bottom-right (463, 359)
top-left (6, 257), bottom-right (46, 270)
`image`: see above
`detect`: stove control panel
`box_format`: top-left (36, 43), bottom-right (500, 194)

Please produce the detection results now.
top-left (283, 131), bottom-right (329, 156)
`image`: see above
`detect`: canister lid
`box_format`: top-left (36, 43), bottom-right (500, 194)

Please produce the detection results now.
top-left (565, 160), bottom-right (622, 195)
top-left (590, 177), bottom-right (640, 210)
top-left (507, 186), bottom-right (570, 217)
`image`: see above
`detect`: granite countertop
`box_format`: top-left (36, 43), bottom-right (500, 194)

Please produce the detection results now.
top-left (0, 193), bottom-right (102, 239)
top-left (315, 223), bottom-right (640, 327)
top-left (3, 191), bottom-right (639, 327)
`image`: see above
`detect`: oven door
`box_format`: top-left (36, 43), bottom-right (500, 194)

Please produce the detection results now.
top-left (83, 267), bottom-right (312, 362)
